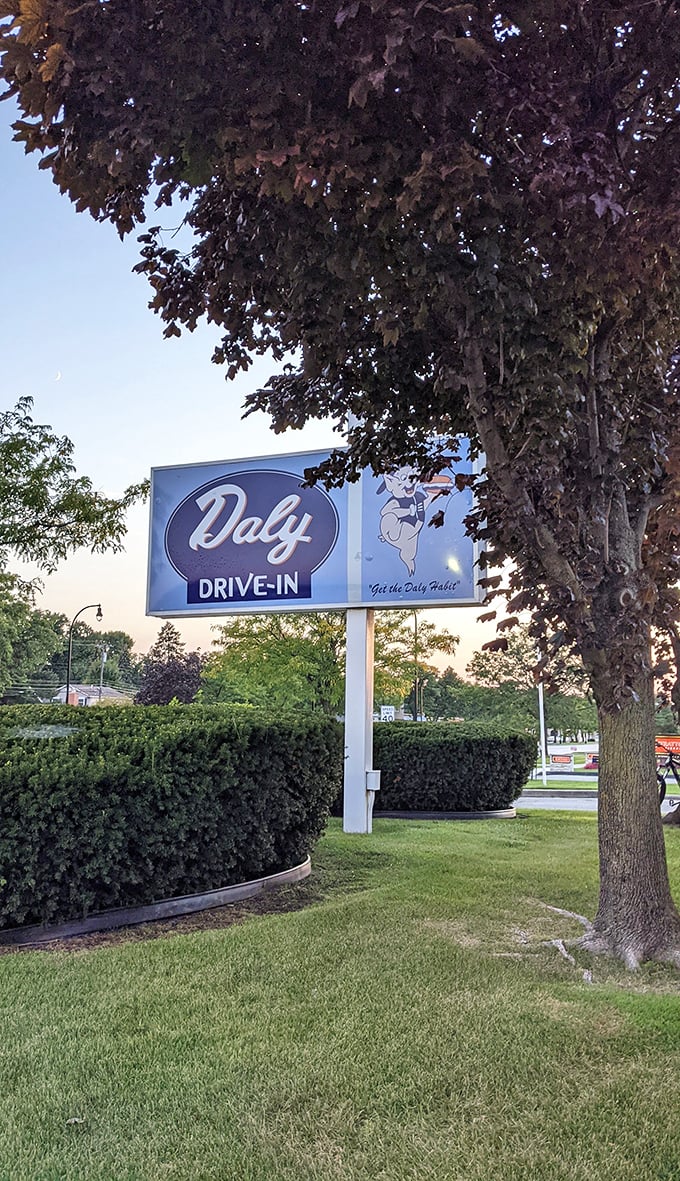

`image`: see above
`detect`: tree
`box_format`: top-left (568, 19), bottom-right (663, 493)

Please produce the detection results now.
top-left (389, 610), bottom-right (447, 720)
top-left (4, 2), bottom-right (680, 964)
top-left (201, 613), bottom-right (346, 714)
top-left (0, 398), bottom-right (146, 574)
top-left (466, 627), bottom-right (603, 739)
top-left (136, 622), bottom-right (204, 705)
top-left (655, 706), bottom-right (679, 738)
top-left (467, 624), bottom-right (597, 739)
top-left (99, 631), bottom-right (142, 692)
top-left (467, 623), bottom-right (588, 693)
top-left (543, 694), bottom-right (599, 744)
top-left (423, 667), bottom-right (536, 729)
top-left (467, 629), bottom-right (544, 694)
top-left (72, 628), bottom-right (142, 692)
top-left (38, 624), bottom-right (142, 693)
top-left (0, 574), bottom-right (64, 699)
top-left (200, 610), bottom-right (458, 716)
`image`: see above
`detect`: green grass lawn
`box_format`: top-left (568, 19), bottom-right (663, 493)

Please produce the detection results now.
top-left (524, 777), bottom-right (598, 790)
top-left (2, 813), bottom-right (680, 1180)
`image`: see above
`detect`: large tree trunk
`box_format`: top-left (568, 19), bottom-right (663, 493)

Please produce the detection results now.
top-left (584, 672), bottom-right (680, 968)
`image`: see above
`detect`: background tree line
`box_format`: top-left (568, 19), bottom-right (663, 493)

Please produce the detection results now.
top-left (134, 617), bottom-right (614, 741)
top-left (0, 582), bottom-right (143, 703)
top-left (6, 596), bottom-right (675, 742)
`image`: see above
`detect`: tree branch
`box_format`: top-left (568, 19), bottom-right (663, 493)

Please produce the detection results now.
top-left (461, 333), bottom-right (588, 612)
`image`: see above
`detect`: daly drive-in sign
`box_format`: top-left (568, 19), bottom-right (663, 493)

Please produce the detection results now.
top-left (147, 447), bottom-right (482, 616)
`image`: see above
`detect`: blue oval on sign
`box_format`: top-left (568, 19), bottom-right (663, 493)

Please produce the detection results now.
top-left (165, 469), bottom-right (340, 605)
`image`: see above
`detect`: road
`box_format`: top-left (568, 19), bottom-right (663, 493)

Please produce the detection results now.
top-left (517, 792), bottom-right (679, 815)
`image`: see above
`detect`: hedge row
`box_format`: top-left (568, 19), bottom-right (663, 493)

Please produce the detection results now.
top-left (371, 722), bottom-right (535, 812)
top-left (0, 705), bottom-right (342, 929)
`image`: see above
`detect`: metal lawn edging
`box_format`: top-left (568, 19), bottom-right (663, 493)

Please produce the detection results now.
top-left (0, 856), bottom-right (312, 946)
top-left (374, 808), bottom-right (516, 821)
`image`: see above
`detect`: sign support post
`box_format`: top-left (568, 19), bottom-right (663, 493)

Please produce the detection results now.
top-left (343, 607), bottom-right (376, 833)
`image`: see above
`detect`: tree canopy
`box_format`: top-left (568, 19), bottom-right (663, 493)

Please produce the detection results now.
top-left (0, 397), bottom-right (146, 701)
top-left (135, 622), bottom-right (204, 705)
top-left (200, 609), bottom-right (457, 715)
top-left (0, 398), bottom-right (146, 574)
top-left (0, 573), bottom-right (64, 698)
top-left (4, 0), bottom-right (680, 965)
top-left (467, 624), bottom-right (587, 694)
top-left (425, 665), bottom-right (599, 740)
top-left (47, 623), bottom-right (141, 693)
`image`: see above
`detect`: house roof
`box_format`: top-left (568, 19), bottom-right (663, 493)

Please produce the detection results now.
top-left (56, 684), bottom-right (131, 700)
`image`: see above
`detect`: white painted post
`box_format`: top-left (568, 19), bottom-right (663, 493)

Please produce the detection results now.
top-left (537, 680), bottom-right (548, 787)
top-left (343, 607), bottom-right (375, 833)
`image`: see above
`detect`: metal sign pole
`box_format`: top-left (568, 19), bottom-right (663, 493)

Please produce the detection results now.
top-left (343, 607), bottom-right (375, 833)
top-left (537, 680), bottom-right (548, 787)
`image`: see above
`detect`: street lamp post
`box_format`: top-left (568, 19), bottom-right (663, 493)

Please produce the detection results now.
top-left (65, 603), bottom-right (103, 705)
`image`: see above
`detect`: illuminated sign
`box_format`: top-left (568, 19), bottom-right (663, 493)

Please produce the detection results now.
top-left (165, 469), bottom-right (340, 606)
top-left (147, 448), bottom-right (482, 616)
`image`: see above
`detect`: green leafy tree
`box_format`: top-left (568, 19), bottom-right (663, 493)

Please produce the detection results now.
top-left (201, 613), bottom-right (346, 715)
top-left (467, 628), bottom-right (598, 739)
top-left (426, 665), bottom-right (597, 739)
top-left (41, 619), bottom-right (92, 687)
top-left (544, 694), bottom-right (599, 744)
top-left (0, 398), bottom-right (146, 574)
top-left (6, 618), bottom-right (141, 699)
top-left (136, 623), bottom-right (204, 705)
top-left (36, 619), bottom-right (100, 687)
top-left (0, 397), bottom-right (146, 696)
top-left (421, 668), bottom-right (470, 723)
top-left (75, 629), bottom-right (142, 692)
top-left (374, 610), bottom-right (459, 717)
top-left (201, 610), bottom-right (457, 716)
top-left (0, 575), bottom-right (64, 699)
top-left (467, 630), bottom-right (540, 694)
top-left (424, 667), bottom-right (536, 730)
top-left (467, 625), bottom-right (587, 694)
top-left (654, 707), bottom-right (679, 738)
top-left (6, 1), bottom-right (680, 962)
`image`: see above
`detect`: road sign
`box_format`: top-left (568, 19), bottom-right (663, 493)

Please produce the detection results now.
top-left (549, 753), bottom-right (575, 772)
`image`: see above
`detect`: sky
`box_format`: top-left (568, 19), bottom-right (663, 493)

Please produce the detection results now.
top-left (0, 97), bottom-right (495, 671)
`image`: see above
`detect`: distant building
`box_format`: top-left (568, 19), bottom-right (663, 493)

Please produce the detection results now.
top-left (53, 684), bottom-right (133, 707)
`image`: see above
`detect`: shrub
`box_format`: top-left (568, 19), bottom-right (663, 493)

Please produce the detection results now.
top-left (372, 722), bottom-right (535, 812)
top-left (0, 705), bottom-right (342, 929)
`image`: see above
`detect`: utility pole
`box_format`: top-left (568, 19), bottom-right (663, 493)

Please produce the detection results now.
top-left (98, 644), bottom-right (108, 702)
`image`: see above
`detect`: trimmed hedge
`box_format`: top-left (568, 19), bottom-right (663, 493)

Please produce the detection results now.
top-left (0, 705), bottom-right (342, 929)
top-left (372, 722), bottom-right (535, 812)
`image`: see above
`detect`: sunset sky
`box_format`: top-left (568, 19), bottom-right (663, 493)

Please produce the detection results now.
top-left (1, 97), bottom-right (494, 671)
